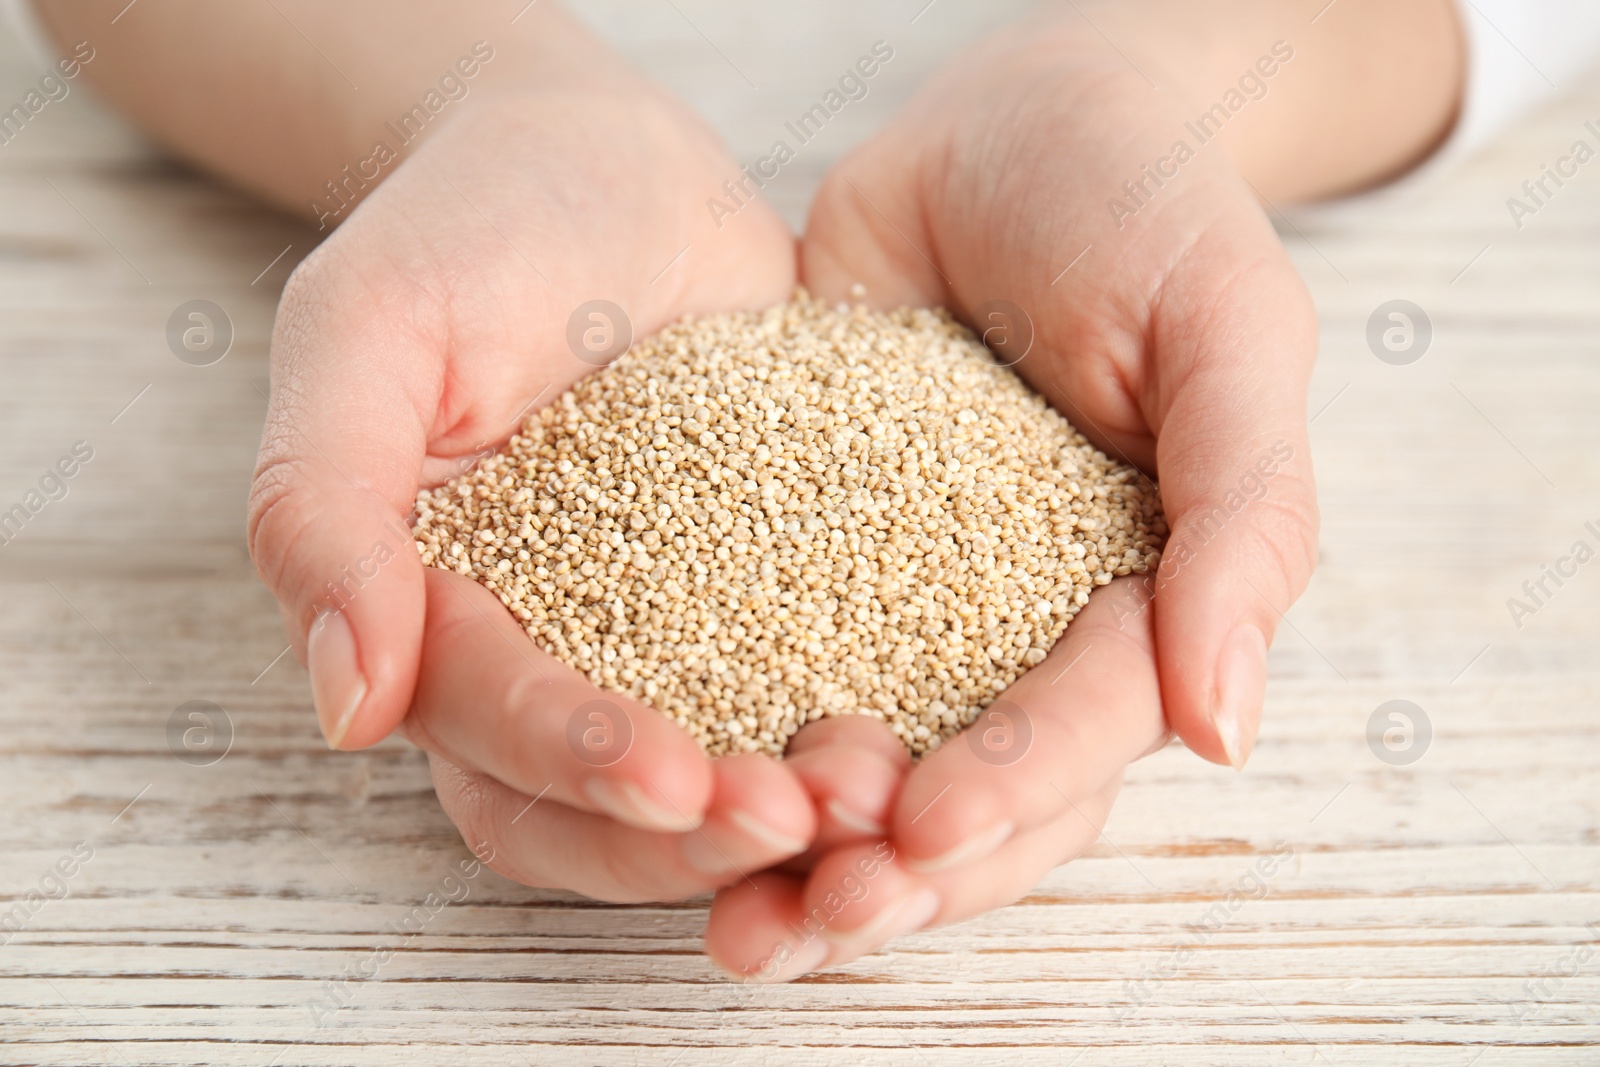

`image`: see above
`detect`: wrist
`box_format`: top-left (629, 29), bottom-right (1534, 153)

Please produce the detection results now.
top-left (408, 77), bottom-right (727, 188)
top-left (31, 0), bottom-right (675, 228)
top-left (310, 10), bottom-right (667, 229)
top-left (976, 0), bottom-right (1463, 202)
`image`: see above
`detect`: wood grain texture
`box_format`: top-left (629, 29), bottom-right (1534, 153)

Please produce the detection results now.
top-left (1, 4), bottom-right (1598, 1065)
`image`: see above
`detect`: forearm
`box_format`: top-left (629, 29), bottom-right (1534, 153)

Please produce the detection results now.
top-left (30, 0), bottom-right (643, 223)
top-left (1011, 0), bottom-right (1465, 202)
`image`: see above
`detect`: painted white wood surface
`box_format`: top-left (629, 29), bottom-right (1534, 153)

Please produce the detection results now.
top-left (0, 4), bottom-right (1597, 1064)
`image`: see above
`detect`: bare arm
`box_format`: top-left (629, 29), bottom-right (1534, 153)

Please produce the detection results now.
top-left (29, 0), bottom-right (640, 222)
top-left (735, 0), bottom-right (1467, 977)
top-left (32, 0), bottom-right (1461, 214)
top-left (1025, 0), bottom-right (1464, 201)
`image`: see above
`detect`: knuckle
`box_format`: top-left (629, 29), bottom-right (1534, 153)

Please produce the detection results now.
top-left (1248, 487), bottom-right (1321, 589)
top-left (590, 842), bottom-right (661, 904)
top-left (806, 168), bottom-right (866, 246)
top-left (245, 452), bottom-right (321, 597)
top-left (430, 758), bottom-right (549, 890)
top-left (1163, 239), bottom-right (1319, 377)
top-left (271, 248), bottom-right (340, 369)
top-left (397, 700), bottom-right (448, 761)
top-left (421, 582), bottom-right (484, 649)
top-left (1074, 597), bottom-right (1158, 660)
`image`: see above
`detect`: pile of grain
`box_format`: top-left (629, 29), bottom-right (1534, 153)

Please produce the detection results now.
top-left (413, 295), bottom-right (1164, 757)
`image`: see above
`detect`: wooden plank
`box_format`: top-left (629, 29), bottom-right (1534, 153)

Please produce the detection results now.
top-left (0, 9), bottom-right (1596, 1066)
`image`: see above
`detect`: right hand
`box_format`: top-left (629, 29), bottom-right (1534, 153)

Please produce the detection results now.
top-left (247, 84), bottom-right (815, 902)
top-left (707, 10), bottom-right (1322, 977)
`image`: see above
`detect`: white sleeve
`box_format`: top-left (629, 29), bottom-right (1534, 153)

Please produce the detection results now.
top-left (1322, 0), bottom-right (1600, 207)
top-left (1427, 0), bottom-right (1600, 174)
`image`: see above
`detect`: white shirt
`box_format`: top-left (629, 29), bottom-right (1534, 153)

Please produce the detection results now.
top-left (1389, 0), bottom-right (1600, 193)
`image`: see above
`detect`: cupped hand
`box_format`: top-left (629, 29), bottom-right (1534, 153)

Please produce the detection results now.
top-left (707, 17), bottom-right (1320, 977)
top-left (708, 578), bottom-right (1166, 980)
top-left (247, 83), bottom-right (812, 902)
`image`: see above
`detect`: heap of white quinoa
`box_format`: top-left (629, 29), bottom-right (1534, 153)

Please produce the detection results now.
top-left (413, 295), bottom-right (1164, 757)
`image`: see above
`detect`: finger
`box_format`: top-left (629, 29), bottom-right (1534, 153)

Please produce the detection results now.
top-left (408, 568), bottom-right (716, 833)
top-left (248, 247), bottom-right (439, 750)
top-left (808, 781), bottom-right (1119, 973)
top-left (704, 844), bottom-right (916, 983)
top-left (704, 871), bottom-right (824, 982)
top-left (783, 715), bottom-right (907, 852)
top-left (800, 146), bottom-right (946, 309)
top-left (889, 577), bottom-right (1164, 874)
top-left (1146, 252), bottom-right (1320, 769)
top-left (785, 714), bottom-right (910, 767)
top-left (785, 737), bottom-right (903, 852)
top-left (682, 753), bottom-right (817, 881)
top-left (708, 781), bottom-right (1117, 982)
top-left (429, 749), bottom-right (812, 905)
top-left (896, 777), bottom-right (1118, 930)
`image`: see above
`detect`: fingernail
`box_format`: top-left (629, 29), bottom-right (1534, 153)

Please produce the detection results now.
top-left (584, 777), bottom-right (702, 833)
top-left (1214, 623), bottom-right (1267, 770)
top-left (683, 810), bottom-right (806, 876)
top-left (307, 610), bottom-right (366, 749)
top-left (740, 934), bottom-right (830, 984)
top-left (729, 809), bottom-right (808, 854)
top-left (830, 887), bottom-right (940, 944)
top-left (825, 798), bottom-right (886, 836)
top-left (905, 820), bottom-right (1014, 874)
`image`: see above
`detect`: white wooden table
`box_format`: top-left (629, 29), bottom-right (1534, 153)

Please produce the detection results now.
top-left (1, 5), bottom-right (1597, 1064)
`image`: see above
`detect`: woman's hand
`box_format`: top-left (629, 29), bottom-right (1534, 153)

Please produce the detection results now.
top-left (705, 10), bottom-right (1324, 977)
top-left (248, 83), bottom-right (813, 902)
top-left (707, 578), bottom-right (1168, 980)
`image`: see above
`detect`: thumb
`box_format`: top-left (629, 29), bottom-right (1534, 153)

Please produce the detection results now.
top-left (1147, 260), bottom-right (1321, 769)
top-left (248, 257), bottom-right (435, 749)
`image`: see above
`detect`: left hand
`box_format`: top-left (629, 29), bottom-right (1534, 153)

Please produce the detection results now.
top-left (248, 83), bottom-right (811, 905)
top-left (704, 12), bottom-right (1320, 979)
